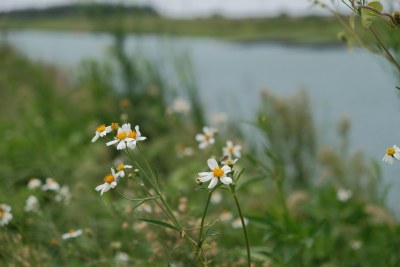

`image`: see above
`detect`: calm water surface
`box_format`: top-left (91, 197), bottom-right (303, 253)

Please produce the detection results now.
top-left (3, 30), bottom-right (400, 212)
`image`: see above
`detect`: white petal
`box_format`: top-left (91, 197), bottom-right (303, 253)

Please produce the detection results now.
top-left (136, 136), bottom-right (146, 141)
top-left (207, 158), bottom-right (218, 170)
top-left (199, 142), bottom-right (208, 149)
top-left (127, 141), bottom-right (137, 149)
top-left (208, 177), bottom-right (218, 189)
top-left (227, 140), bottom-right (233, 147)
top-left (221, 165), bottom-right (231, 174)
top-left (91, 133), bottom-right (100, 142)
top-left (117, 141), bottom-right (127, 150)
top-left (209, 138), bottom-right (215, 144)
top-left (106, 139), bottom-right (119, 146)
top-left (199, 173), bottom-right (213, 182)
top-left (125, 165), bottom-right (133, 169)
top-left (394, 153), bottom-right (400, 160)
top-left (220, 176), bottom-right (233, 185)
top-left (95, 183), bottom-right (106, 192)
top-left (122, 123), bottom-right (131, 132)
top-left (198, 172), bottom-right (211, 177)
top-left (196, 134), bottom-right (205, 142)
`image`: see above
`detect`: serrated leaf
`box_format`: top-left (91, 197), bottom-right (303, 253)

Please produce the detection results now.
top-left (361, 1), bottom-right (383, 28)
top-left (137, 218), bottom-right (179, 232)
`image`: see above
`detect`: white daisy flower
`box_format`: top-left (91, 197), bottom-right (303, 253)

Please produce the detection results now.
top-left (221, 157), bottom-right (238, 167)
top-left (198, 158), bottom-right (232, 189)
top-left (95, 168), bottom-right (118, 195)
top-left (382, 145), bottom-right (400, 164)
top-left (211, 191), bottom-right (222, 204)
top-left (24, 195), bottom-right (40, 213)
top-left (115, 252), bottom-right (130, 262)
top-left (106, 123), bottom-right (146, 150)
top-left (62, 229), bottom-right (83, 240)
top-left (0, 204), bottom-right (13, 226)
top-left (232, 217), bottom-right (249, 229)
top-left (27, 178), bottom-right (42, 190)
top-left (55, 186), bottom-right (72, 205)
top-left (115, 164), bottom-right (133, 178)
top-left (223, 140), bottom-right (242, 158)
top-left (41, 178), bottom-right (60, 191)
top-left (170, 97), bottom-right (191, 114)
top-left (195, 127), bottom-right (216, 149)
top-left (337, 188), bottom-right (352, 202)
top-left (91, 124), bottom-right (112, 143)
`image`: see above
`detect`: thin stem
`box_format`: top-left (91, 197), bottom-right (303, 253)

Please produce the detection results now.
top-left (274, 179), bottom-right (290, 223)
top-left (230, 186), bottom-right (251, 267)
top-left (115, 188), bottom-right (160, 202)
top-left (369, 26), bottom-right (400, 71)
top-left (195, 189), bottom-right (214, 263)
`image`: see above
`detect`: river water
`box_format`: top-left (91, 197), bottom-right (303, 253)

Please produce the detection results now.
top-left (2, 30), bottom-right (400, 212)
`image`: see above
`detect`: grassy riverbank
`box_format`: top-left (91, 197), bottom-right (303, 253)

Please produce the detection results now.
top-left (0, 5), bottom-right (344, 44)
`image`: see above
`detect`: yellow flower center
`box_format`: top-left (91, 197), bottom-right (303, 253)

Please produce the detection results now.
top-left (96, 124), bottom-right (106, 133)
top-left (111, 123), bottom-right (119, 130)
top-left (387, 147), bottom-right (395, 156)
top-left (48, 178), bottom-right (56, 185)
top-left (0, 208), bottom-right (5, 218)
top-left (116, 131), bottom-right (127, 140)
top-left (116, 164), bottom-right (125, 171)
top-left (204, 134), bottom-right (211, 141)
top-left (104, 174), bottom-right (115, 184)
top-left (213, 167), bottom-right (224, 178)
top-left (228, 146), bottom-right (234, 154)
top-left (128, 131), bottom-right (137, 139)
top-left (68, 229), bottom-right (76, 234)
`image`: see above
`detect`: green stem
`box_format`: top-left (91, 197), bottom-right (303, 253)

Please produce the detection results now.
top-left (230, 186), bottom-right (251, 267)
top-left (369, 26), bottom-right (400, 72)
top-left (195, 190), bottom-right (214, 263)
top-left (275, 180), bottom-right (290, 222)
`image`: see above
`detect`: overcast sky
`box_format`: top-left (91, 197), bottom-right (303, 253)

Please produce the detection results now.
top-left (0, 0), bottom-right (335, 17)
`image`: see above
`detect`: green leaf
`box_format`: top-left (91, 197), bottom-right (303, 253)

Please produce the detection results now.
top-left (137, 218), bottom-right (179, 232)
top-left (361, 1), bottom-right (383, 28)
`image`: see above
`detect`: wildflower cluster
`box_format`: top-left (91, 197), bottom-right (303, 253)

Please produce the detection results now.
top-left (26, 177), bottom-right (71, 212)
top-left (91, 122), bottom-right (141, 195)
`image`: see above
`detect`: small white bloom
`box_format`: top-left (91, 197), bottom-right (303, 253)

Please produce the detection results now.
top-left (115, 252), bottom-right (130, 262)
top-left (221, 157), bottom-right (238, 167)
top-left (232, 217), bottom-right (249, 229)
top-left (195, 127), bottom-right (216, 149)
top-left (0, 204), bottom-right (13, 226)
top-left (211, 112), bottom-right (227, 124)
top-left (27, 178), bottom-right (42, 190)
top-left (106, 123), bottom-right (146, 150)
top-left (198, 158), bottom-right (232, 189)
top-left (55, 186), bottom-right (72, 205)
top-left (382, 145), bottom-right (400, 164)
top-left (115, 164), bottom-right (133, 178)
top-left (337, 188), bottom-right (352, 202)
top-left (219, 210), bottom-right (233, 221)
top-left (349, 240), bottom-right (362, 250)
top-left (24, 195), bottom-right (40, 213)
top-left (95, 168), bottom-right (118, 195)
top-left (170, 97), bottom-right (191, 114)
top-left (91, 124), bottom-right (112, 143)
top-left (223, 140), bottom-right (242, 158)
top-left (211, 191), bottom-right (222, 204)
top-left (41, 178), bottom-right (60, 191)
top-left (62, 229), bottom-right (83, 240)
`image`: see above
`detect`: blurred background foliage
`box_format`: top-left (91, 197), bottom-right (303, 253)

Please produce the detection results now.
top-left (1, 1), bottom-right (400, 266)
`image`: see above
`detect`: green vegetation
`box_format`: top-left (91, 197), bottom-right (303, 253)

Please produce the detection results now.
top-left (1, 1), bottom-right (400, 265)
top-left (1, 33), bottom-right (400, 265)
top-left (0, 4), bottom-right (345, 44)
